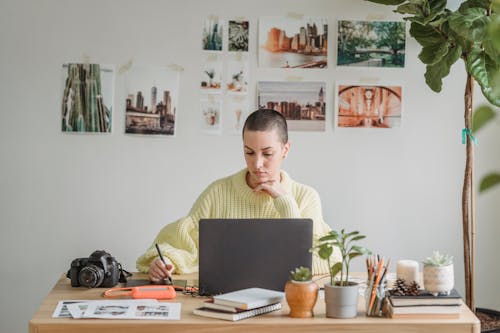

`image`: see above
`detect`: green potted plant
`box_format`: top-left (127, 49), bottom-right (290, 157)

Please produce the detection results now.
top-left (311, 229), bottom-right (371, 318)
top-left (284, 266), bottom-right (319, 318)
top-left (422, 251), bottom-right (455, 296)
top-left (364, 0), bottom-right (500, 314)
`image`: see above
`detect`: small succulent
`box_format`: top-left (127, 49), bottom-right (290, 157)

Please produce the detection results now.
top-left (290, 266), bottom-right (313, 282)
top-left (423, 251), bottom-right (453, 267)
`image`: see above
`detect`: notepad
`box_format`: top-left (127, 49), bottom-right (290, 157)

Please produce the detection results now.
top-left (193, 302), bottom-right (282, 321)
top-left (212, 288), bottom-right (285, 310)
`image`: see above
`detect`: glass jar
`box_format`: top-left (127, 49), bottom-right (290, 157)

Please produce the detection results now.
top-left (365, 281), bottom-right (387, 317)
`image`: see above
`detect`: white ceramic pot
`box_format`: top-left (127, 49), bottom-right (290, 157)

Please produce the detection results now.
top-left (324, 282), bottom-right (359, 319)
top-left (423, 264), bottom-right (454, 296)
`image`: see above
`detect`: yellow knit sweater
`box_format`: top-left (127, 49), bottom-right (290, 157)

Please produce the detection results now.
top-left (136, 168), bottom-right (339, 275)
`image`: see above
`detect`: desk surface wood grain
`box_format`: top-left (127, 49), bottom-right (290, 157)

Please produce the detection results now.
top-left (29, 273), bottom-right (480, 333)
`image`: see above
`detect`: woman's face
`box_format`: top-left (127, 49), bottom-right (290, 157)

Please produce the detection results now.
top-left (243, 129), bottom-right (290, 187)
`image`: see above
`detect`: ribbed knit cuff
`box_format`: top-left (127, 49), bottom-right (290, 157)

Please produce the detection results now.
top-left (273, 194), bottom-right (300, 218)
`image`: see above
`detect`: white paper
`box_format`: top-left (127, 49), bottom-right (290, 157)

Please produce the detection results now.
top-left (82, 300), bottom-right (181, 320)
top-left (52, 300), bottom-right (88, 318)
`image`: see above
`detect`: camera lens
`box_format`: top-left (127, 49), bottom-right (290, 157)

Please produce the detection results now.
top-left (78, 264), bottom-right (105, 288)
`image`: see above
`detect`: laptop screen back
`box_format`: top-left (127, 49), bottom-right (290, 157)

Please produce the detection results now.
top-left (198, 218), bottom-right (313, 295)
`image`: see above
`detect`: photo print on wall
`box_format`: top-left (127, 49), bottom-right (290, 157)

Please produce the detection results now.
top-left (201, 53), bottom-right (223, 93)
top-left (203, 16), bottom-right (223, 51)
top-left (223, 94), bottom-right (249, 135)
top-left (61, 63), bottom-right (114, 133)
top-left (226, 53), bottom-right (249, 94)
top-left (337, 20), bottom-right (406, 68)
top-left (228, 19), bottom-right (249, 52)
top-left (259, 16), bottom-right (328, 68)
top-left (336, 84), bottom-right (403, 128)
top-left (124, 65), bottom-right (179, 136)
top-left (258, 81), bottom-right (326, 131)
top-left (200, 95), bottom-right (223, 135)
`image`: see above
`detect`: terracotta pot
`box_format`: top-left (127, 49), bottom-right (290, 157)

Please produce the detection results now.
top-left (284, 280), bottom-right (319, 318)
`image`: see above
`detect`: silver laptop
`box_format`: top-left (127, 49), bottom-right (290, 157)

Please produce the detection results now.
top-left (198, 218), bottom-right (313, 295)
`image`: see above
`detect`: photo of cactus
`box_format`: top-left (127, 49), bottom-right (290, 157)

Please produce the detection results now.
top-left (202, 16), bottom-right (223, 51)
top-left (61, 63), bottom-right (114, 133)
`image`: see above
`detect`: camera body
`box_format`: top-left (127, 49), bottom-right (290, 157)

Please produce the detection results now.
top-left (68, 250), bottom-right (121, 288)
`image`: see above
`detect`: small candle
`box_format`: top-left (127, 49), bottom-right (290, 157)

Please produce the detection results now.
top-left (396, 260), bottom-right (419, 284)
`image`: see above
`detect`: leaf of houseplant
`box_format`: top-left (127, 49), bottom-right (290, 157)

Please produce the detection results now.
top-left (458, 0), bottom-right (492, 12)
top-left (479, 173), bottom-right (500, 192)
top-left (409, 22), bottom-right (445, 47)
top-left (318, 246), bottom-right (333, 260)
top-left (364, 0), bottom-right (406, 5)
top-left (467, 48), bottom-right (500, 106)
top-left (449, 8), bottom-right (490, 42)
top-left (419, 41), bottom-right (449, 64)
top-left (472, 105), bottom-right (496, 133)
top-left (424, 44), bottom-right (462, 92)
top-left (330, 262), bottom-right (343, 282)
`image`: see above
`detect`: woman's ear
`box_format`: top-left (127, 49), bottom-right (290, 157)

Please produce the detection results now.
top-left (282, 141), bottom-right (291, 159)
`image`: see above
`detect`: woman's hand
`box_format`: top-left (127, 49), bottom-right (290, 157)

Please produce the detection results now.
top-left (253, 179), bottom-right (287, 199)
top-left (148, 258), bottom-right (174, 283)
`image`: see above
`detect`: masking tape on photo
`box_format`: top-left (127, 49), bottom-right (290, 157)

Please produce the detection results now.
top-left (359, 77), bottom-right (380, 85)
top-left (118, 59), bottom-right (134, 74)
top-left (230, 95), bottom-right (247, 102)
top-left (168, 64), bottom-right (184, 72)
top-left (365, 13), bottom-right (386, 21)
top-left (286, 75), bottom-right (304, 82)
top-left (208, 14), bottom-right (219, 21)
top-left (287, 12), bottom-right (304, 20)
top-left (232, 16), bottom-right (246, 22)
top-left (82, 53), bottom-right (90, 66)
top-left (232, 52), bottom-right (244, 61)
top-left (206, 53), bottom-right (219, 62)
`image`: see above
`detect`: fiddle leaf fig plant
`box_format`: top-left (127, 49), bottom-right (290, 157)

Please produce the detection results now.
top-left (364, 0), bottom-right (500, 311)
top-left (311, 229), bottom-right (371, 286)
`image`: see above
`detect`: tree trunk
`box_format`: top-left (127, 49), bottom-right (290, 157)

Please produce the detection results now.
top-left (462, 73), bottom-right (475, 311)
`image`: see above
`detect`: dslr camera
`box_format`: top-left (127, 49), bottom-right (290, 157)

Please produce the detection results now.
top-left (67, 250), bottom-right (121, 288)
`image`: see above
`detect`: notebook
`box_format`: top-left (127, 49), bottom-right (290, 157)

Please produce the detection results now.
top-left (198, 218), bottom-right (313, 296)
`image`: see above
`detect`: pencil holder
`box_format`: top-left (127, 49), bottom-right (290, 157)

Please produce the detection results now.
top-left (365, 281), bottom-right (387, 317)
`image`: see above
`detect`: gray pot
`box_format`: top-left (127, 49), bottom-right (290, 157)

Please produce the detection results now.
top-left (324, 282), bottom-right (359, 318)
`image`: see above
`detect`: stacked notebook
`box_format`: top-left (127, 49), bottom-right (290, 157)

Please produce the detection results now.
top-left (193, 287), bottom-right (284, 321)
top-left (387, 289), bottom-right (463, 319)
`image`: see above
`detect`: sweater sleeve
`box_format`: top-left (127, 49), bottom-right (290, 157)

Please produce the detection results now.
top-left (136, 185), bottom-right (213, 274)
top-left (297, 187), bottom-right (342, 275)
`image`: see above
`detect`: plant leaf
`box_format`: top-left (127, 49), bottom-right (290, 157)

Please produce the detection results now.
top-left (449, 8), bottom-right (490, 42)
top-left (479, 173), bottom-right (500, 192)
top-left (395, 3), bottom-right (423, 15)
top-left (364, 0), bottom-right (406, 4)
top-left (459, 0), bottom-right (492, 12)
top-left (489, 13), bottom-right (500, 52)
top-left (318, 246), bottom-right (333, 260)
top-left (424, 43), bottom-right (462, 92)
top-left (419, 41), bottom-right (449, 64)
top-left (330, 262), bottom-right (343, 280)
top-left (472, 105), bottom-right (497, 133)
top-left (467, 48), bottom-right (500, 106)
top-left (409, 22), bottom-right (445, 46)
top-left (350, 235), bottom-right (367, 242)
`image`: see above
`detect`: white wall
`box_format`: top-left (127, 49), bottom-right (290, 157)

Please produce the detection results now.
top-left (0, 0), bottom-right (499, 332)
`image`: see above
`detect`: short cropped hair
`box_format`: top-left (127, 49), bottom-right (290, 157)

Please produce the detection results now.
top-left (242, 109), bottom-right (288, 144)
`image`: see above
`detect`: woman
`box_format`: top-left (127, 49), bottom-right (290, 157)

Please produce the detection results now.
top-left (137, 109), bottom-right (338, 282)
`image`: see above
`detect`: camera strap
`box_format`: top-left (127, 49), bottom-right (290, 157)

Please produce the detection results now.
top-left (118, 263), bottom-right (133, 283)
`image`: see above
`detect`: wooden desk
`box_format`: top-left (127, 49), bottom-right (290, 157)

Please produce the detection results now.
top-left (30, 273), bottom-right (480, 333)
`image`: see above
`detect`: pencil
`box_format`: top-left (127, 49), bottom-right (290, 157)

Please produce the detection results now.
top-left (369, 257), bottom-right (384, 311)
top-left (155, 243), bottom-right (173, 285)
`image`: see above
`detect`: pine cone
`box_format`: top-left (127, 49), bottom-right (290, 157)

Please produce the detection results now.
top-left (408, 281), bottom-right (421, 296)
top-left (392, 278), bottom-right (409, 296)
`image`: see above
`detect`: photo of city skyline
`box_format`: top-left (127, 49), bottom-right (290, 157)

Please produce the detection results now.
top-left (259, 16), bottom-right (328, 68)
top-left (124, 66), bottom-right (179, 136)
top-left (258, 81), bottom-right (326, 131)
top-left (336, 84), bottom-right (402, 128)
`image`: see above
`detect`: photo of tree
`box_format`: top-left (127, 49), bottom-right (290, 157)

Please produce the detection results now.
top-left (259, 16), bottom-right (328, 68)
top-left (337, 20), bottom-right (406, 68)
top-left (258, 81), bottom-right (326, 131)
top-left (202, 16), bottom-right (223, 51)
top-left (336, 84), bottom-right (403, 128)
top-left (228, 20), bottom-right (249, 52)
top-left (61, 63), bottom-right (113, 133)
